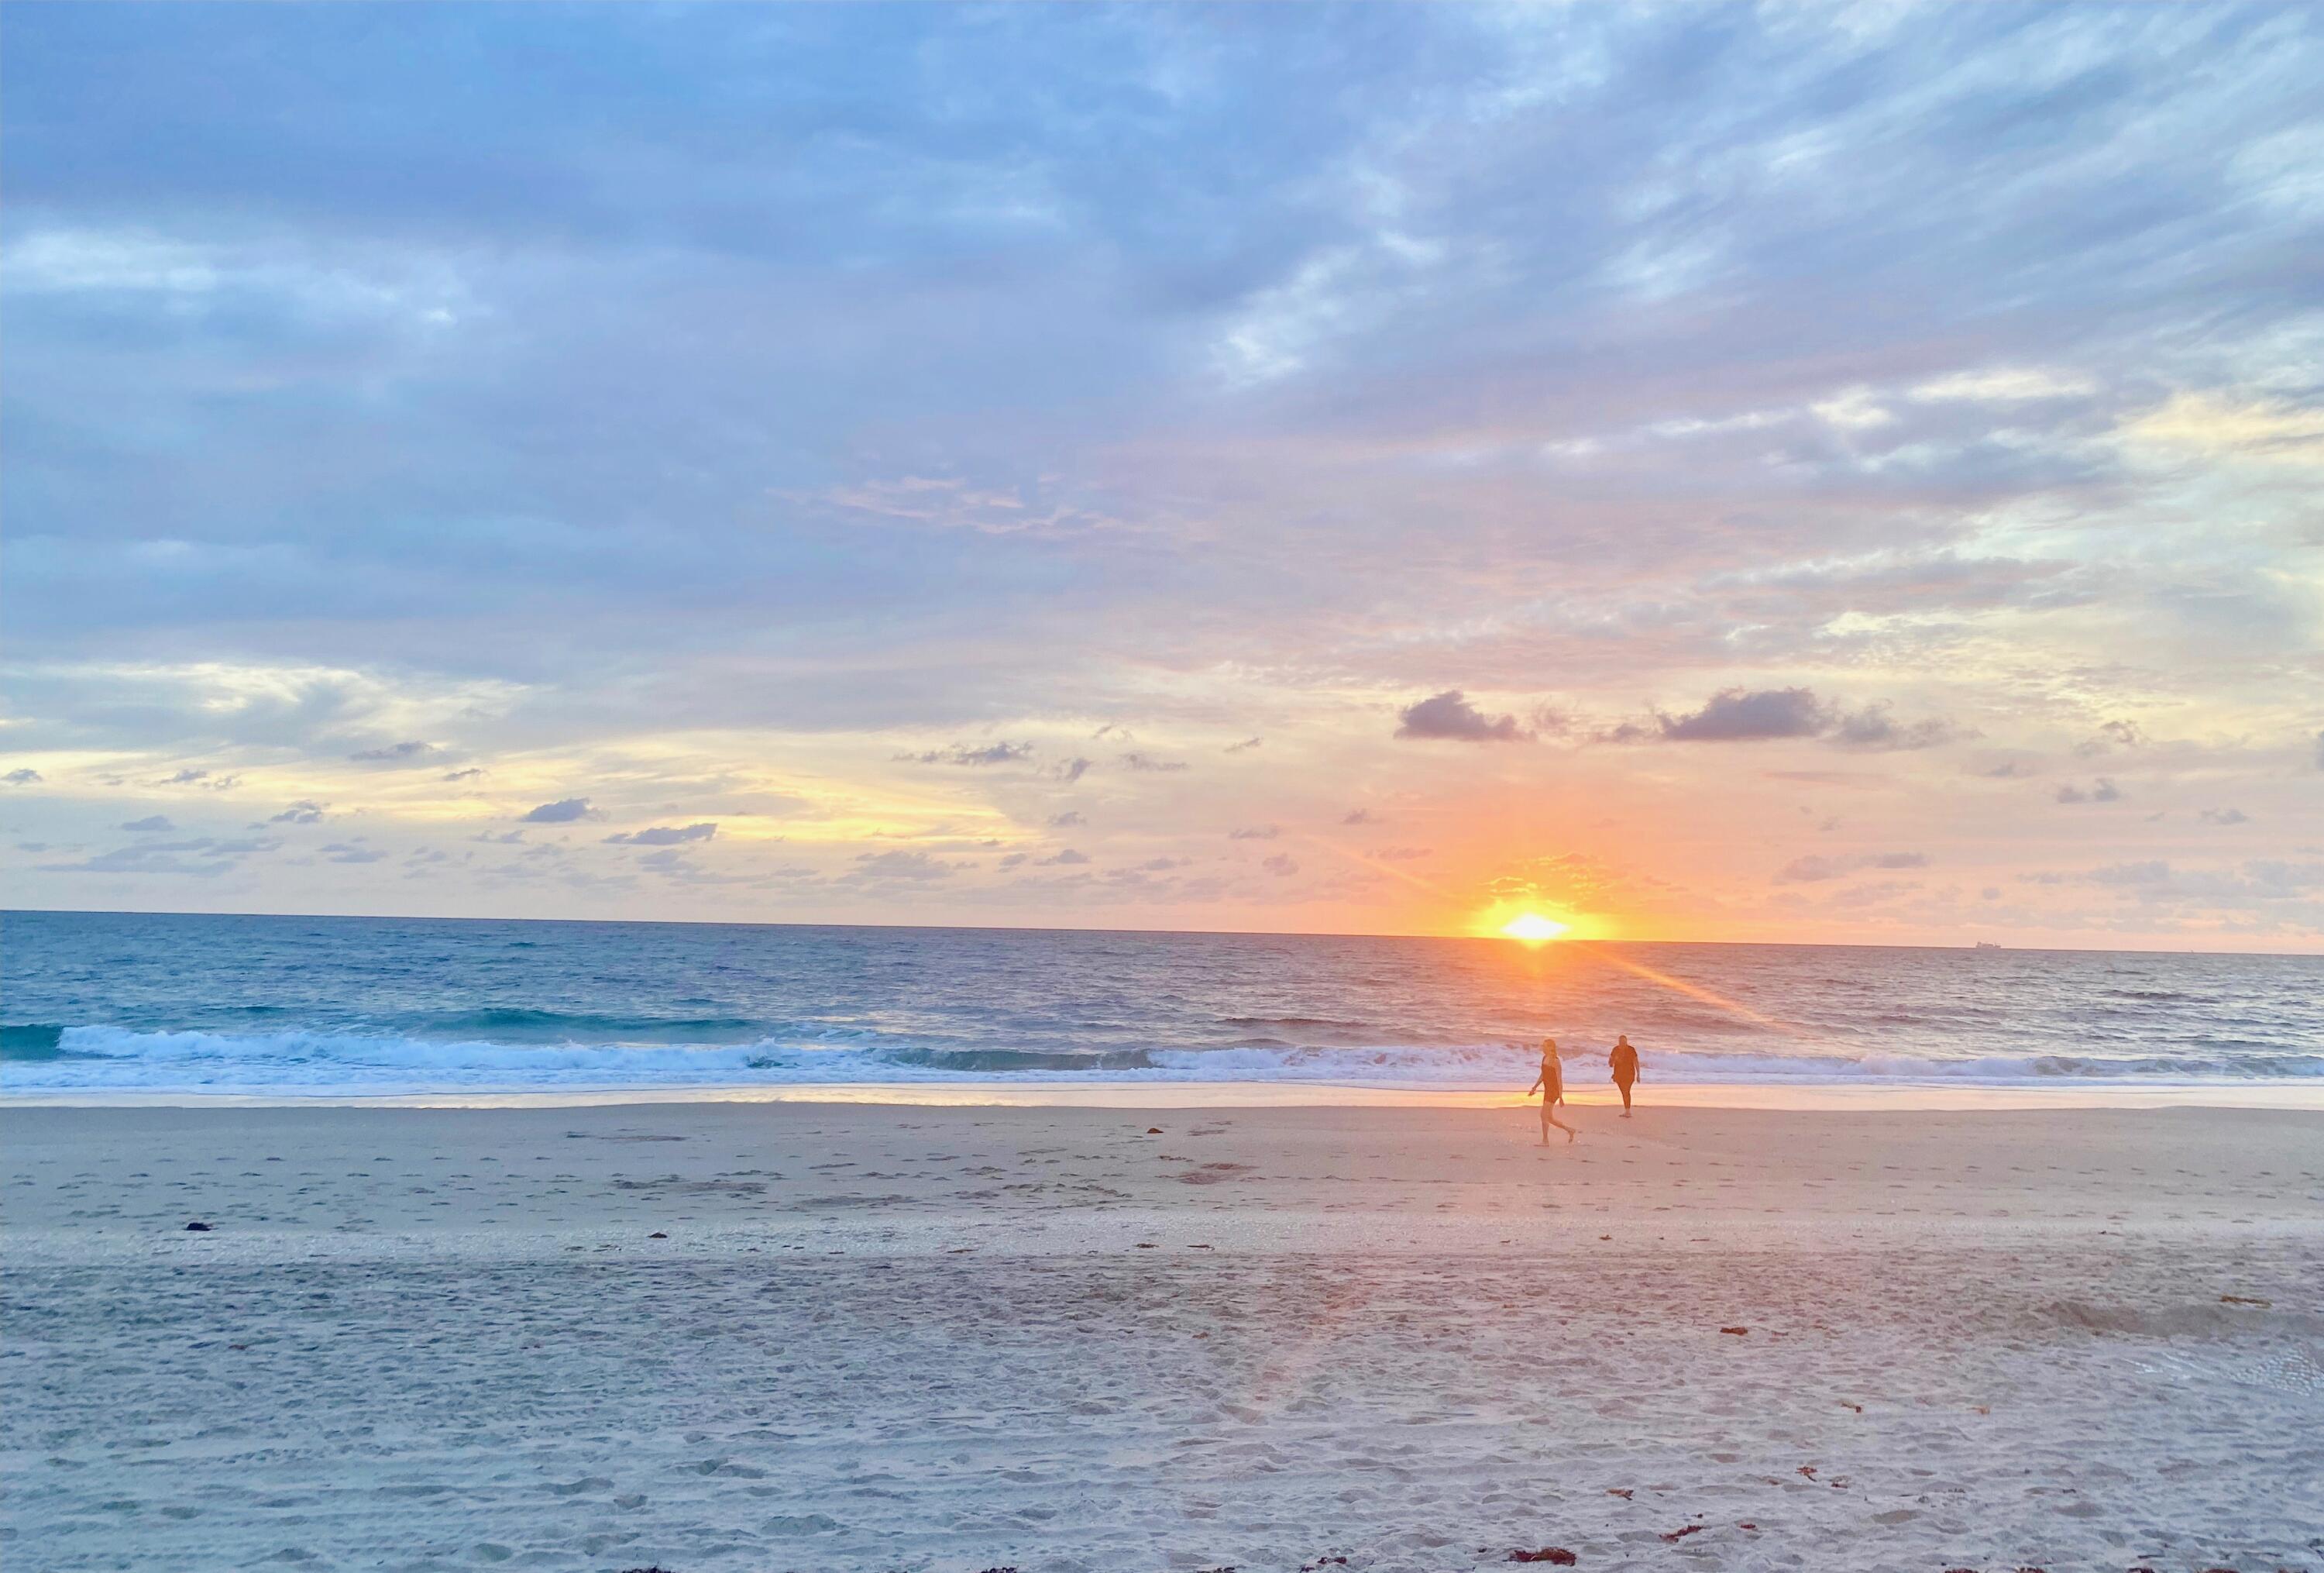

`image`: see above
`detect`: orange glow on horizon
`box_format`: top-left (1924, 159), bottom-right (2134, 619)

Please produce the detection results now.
top-left (1498, 912), bottom-right (1569, 943)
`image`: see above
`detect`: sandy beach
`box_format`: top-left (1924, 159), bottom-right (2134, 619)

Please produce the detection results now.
top-left (5, 1100), bottom-right (2319, 1572)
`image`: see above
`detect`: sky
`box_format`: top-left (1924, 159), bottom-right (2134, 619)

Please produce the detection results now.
top-left (3, 2), bottom-right (2321, 949)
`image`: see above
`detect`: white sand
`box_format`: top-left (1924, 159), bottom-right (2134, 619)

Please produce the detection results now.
top-left (4, 1101), bottom-right (2320, 1571)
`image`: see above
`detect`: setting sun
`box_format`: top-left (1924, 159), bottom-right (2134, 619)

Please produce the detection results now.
top-left (1498, 912), bottom-right (1570, 943)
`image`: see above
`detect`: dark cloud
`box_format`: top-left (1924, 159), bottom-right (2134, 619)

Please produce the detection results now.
top-left (160, 767), bottom-right (210, 784)
top-left (268, 800), bottom-right (327, 824)
top-left (1260, 853), bottom-right (1299, 877)
top-left (2054, 779), bottom-right (2123, 804)
top-left (1225, 737), bottom-right (1263, 753)
top-left (120, 815), bottom-right (174, 833)
top-left (849, 848), bottom-right (956, 882)
top-left (1119, 752), bottom-right (1188, 773)
top-left (520, 797), bottom-right (596, 823)
top-left (2070, 859), bottom-right (2172, 887)
top-left (349, 740), bottom-right (437, 764)
top-left (1053, 757), bottom-right (1092, 783)
top-left (1829, 704), bottom-right (1961, 752)
top-left (1342, 808), bottom-right (1378, 825)
top-left (1772, 851), bottom-right (1928, 884)
top-left (1046, 811), bottom-right (1085, 828)
top-left (2074, 720), bottom-right (2146, 757)
top-left (2199, 807), bottom-right (2250, 826)
top-left (321, 841), bottom-right (386, 863)
top-left (3, 769), bottom-right (42, 786)
top-left (605, 822), bottom-right (717, 845)
top-left (1660, 688), bottom-right (1829, 742)
top-left (1976, 759), bottom-right (2040, 779)
top-left (1396, 690), bottom-right (1525, 742)
top-left (39, 835), bottom-right (277, 876)
top-left (899, 742), bottom-right (1035, 767)
top-left (1228, 825), bottom-right (1280, 840)
top-left (1037, 848), bottom-right (1090, 866)
top-left (442, 767), bottom-right (486, 781)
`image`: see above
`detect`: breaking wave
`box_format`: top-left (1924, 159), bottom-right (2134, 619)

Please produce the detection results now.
top-left (6, 1022), bottom-right (2319, 1096)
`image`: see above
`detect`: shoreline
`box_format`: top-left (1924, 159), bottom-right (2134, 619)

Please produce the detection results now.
top-left (7, 1076), bottom-right (2323, 1111)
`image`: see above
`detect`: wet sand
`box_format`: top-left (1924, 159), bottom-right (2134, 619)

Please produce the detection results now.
top-left (5, 1101), bottom-right (2320, 1571)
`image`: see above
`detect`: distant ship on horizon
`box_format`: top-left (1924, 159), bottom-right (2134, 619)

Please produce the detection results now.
top-left (1973, 940), bottom-right (2005, 950)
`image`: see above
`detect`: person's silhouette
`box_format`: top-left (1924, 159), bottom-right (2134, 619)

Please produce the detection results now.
top-left (1609, 1034), bottom-right (1640, 1116)
top-left (1528, 1038), bottom-right (1577, 1144)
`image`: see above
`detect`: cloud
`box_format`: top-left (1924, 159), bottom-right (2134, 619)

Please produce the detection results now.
top-left (520, 797), bottom-right (596, 823)
top-left (1225, 737), bottom-right (1263, 753)
top-left (1037, 847), bottom-right (1090, 866)
top-left (269, 800), bottom-right (327, 824)
top-left (1119, 752), bottom-right (1188, 772)
top-left (1375, 846), bottom-right (1433, 861)
top-left (1260, 853), bottom-right (1299, 877)
top-left (1829, 704), bottom-right (1961, 752)
top-left (1660, 687), bottom-right (1829, 742)
top-left (160, 767), bottom-right (210, 784)
top-left (1773, 851), bottom-right (1928, 884)
top-left (1396, 690), bottom-right (1525, 742)
top-left (605, 822), bottom-right (717, 845)
top-left (1342, 808), bottom-right (1378, 825)
top-left (1911, 366), bottom-right (2097, 403)
top-left (2054, 779), bottom-right (2123, 804)
top-left (442, 767), bottom-right (486, 781)
top-left (2074, 720), bottom-right (2146, 757)
top-left (850, 848), bottom-right (957, 881)
top-left (3, 769), bottom-right (42, 786)
top-left (2199, 807), bottom-right (2250, 826)
top-left (321, 841), bottom-right (386, 863)
top-left (1046, 811), bottom-right (1085, 828)
top-left (349, 740), bottom-right (437, 764)
top-left (2086, 860), bottom-right (2171, 886)
top-left (899, 741), bottom-right (1035, 766)
top-left (2122, 391), bottom-right (2324, 467)
top-left (119, 815), bottom-right (175, 833)
top-left (3, 6), bottom-right (2318, 941)
top-left (39, 835), bottom-right (277, 876)
top-left (1228, 824), bottom-right (1280, 840)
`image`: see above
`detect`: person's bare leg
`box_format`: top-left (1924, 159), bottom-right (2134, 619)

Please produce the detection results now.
top-left (1618, 1082), bottom-right (1632, 1117)
top-left (1545, 1107), bottom-right (1576, 1143)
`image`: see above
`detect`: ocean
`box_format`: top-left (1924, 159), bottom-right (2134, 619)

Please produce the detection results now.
top-left (5, 910), bottom-right (2319, 1100)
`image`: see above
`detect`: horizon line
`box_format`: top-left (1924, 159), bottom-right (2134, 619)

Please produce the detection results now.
top-left (5, 905), bottom-right (2318, 962)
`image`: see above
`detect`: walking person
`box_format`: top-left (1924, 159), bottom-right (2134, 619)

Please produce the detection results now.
top-left (1609, 1034), bottom-right (1641, 1117)
top-left (1528, 1038), bottom-right (1577, 1144)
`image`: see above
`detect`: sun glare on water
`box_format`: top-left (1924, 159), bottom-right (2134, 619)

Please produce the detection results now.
top-left (1498, 912), bottom-right (1570, 943)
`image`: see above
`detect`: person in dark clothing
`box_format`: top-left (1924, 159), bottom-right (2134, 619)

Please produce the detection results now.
top-left (1609, 1034), bottom-right (1640, 1116)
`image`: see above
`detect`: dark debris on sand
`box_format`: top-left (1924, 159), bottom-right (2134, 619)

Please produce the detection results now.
top-left (1508, 1549), bottom-right (1576, 1565)
top-left (184, 1221), bottom-right (213, 1231)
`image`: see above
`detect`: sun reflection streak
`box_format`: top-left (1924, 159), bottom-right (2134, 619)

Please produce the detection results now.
top-left (1584, 949), bottom-right (1791, 1032)
top-left (1293, 833), bottom-right (1796, 1036)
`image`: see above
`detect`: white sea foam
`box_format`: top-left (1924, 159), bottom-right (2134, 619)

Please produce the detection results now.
top-left (3, 1023), bottom-right (2314, 1097)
